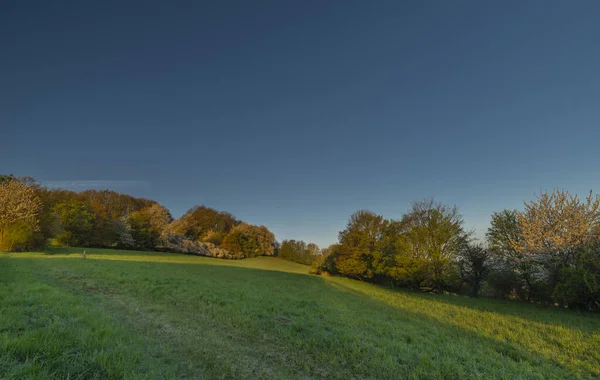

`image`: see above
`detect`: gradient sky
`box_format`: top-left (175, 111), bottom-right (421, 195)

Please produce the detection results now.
top-left (3, 0), bottom-right (600, 247)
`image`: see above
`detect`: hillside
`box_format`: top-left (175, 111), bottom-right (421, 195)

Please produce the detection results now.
top-left (1, 249), bottom-right (599, 379)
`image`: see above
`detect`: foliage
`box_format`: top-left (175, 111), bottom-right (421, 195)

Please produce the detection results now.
top-left (172, 205), bottom-right (238, 241)
top-left (52, 199), bottom-right (95, 247)
top-left (0, 174), bottom-right (16, 184)
top-left (79, 189), bottom-right (157, 220)
top-left (310, 244), bottom-right (338, 275)
top-left (553, 242), bottom-right (600, 311)
top-left (334, 210), bottom-right (387, 280)
top-left (457, 244), bottom-right (490, 297)
top-left (395, 199), bottom-right (468, 292)
top-left (128, 204), bottom-right (172, 250)
top-left (320, 201), bottom-right (469, 293)
top-left (0, 175), bottom-right (273, 259)
top-left (278, 239), bottom-right (320, 265)
top-left (517, 190), bottom-right (600, 289)
top-left (157, 233), bottom-right (239, 259)
top-left (4, 173), bottom-right (600, 311)
top-left (114, 217), bottom-right (135, 248)
top-left (0, 221), bottom-right (36, 252)
top-left (487, 209), bottom-right (522, 259)
top-left (221, 223), bottom-right (275, 258)
top-left (517, 190), bottom-right (600, 258)
top-left (0, 179), bottom-right (43, 251)
top-left (157, 232), bottom-right (208, 255)
top-left (484, 190), bottom-right (600, 310)
top-left (486, 210), bottom-right (537, 301)
top-left (202, 230), bottom-right (226, 245)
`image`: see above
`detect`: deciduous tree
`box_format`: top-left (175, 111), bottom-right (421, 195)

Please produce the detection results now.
top-left (334, 210), bottom-right (387, 280)
top-left (53, 199), bottom-right (94, 247)
top-left (517, 190), bottom-right (600, 266)
top-left (0, 179), bottom-right (43, 251)
top-left (222, 223), bottom-right (275, 258)
top-left (279, 239), bottom-right (320, 265)
top-left (395, 199), bottom-right (468, 292)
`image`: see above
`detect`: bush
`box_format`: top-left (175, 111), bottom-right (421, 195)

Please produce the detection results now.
top-left (157, 233), bottom-right (206, 255)
top-left (553, 244), bottom-right (600, 311)
top-left (483, 269), bottom-right (524, 300)
top-left (457, 245), bottom-right (490, 297)
top-left (310, 250), bottom-right (336, 275)
top-left (157, 233), bottom-right (240, 259)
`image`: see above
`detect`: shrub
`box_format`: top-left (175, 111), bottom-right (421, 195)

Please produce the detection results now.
top-left (457, 245), bottom-right (490, 297)
top-left (553, 244), bottom-right (600, 311)
top-left (483, 269), bottom-right (524, 300)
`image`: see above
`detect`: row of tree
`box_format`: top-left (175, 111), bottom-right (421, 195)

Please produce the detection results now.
top-left (278, 240), bottom-right (321, 265)
top-left (0, 175), bottom-right (275, 259)
top-left (312, 193), bottom-right (600, 311)
top-left (3, 174), bottom-right (599, 310)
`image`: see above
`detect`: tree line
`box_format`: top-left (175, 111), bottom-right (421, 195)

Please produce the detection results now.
top-left (277, 240), bottom-right (321, 265)
top-left (2, 173), bottom-right (599, 311)
top-left (0, 175), bottom-right (275, 259)
top-left (311, 193), bottom-right (600, 311)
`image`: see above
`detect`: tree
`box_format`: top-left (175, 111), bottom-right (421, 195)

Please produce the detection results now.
top-left (74, 189), bottom-right (158, 247)
top-left (334, 210), bottom-right (387, 280)
top-left (311, 244), bottom-right (338, 275)
top-left (203, 230), bottom-right (226, 245)
top-left (79, 189), bottom-right (156, 220)
top-left (173, 206), bottom-right (238, 241)
top-left (486, 210), bottom-right (535, 300)
top-left (168, 213), bottom-right (195, 236)
top-left (307, 243), bottom-right (320, 257)
top-left (0, 174), bottom-right (15, 184)
top-left (553, 242), bottom-right (600, 311)
top-left (0, 179), bottom-right (43, 251)
top-left (517, 190), bottom-right (600, 271)
top-left (141, 204), bottom-right (172, 233)
top-left (395, 199), bottom-right (468, 292)
top-left (222, 223), bottom-right (275, 258)
top-left (53, 199), bottom-right (95, 247)
top-left (487, 210), bottom-right (522, 257)
top-left (278, 239), bottom-right (320, 265)
top-left (373, 220), bottom-right (405, 285)
top-left (114, 217), bottom-right (135, 248)
top-left (457, 244), bottom-right (490, 297)
top-left (128, 204), bottom-right (172, 250)
top-left (512, 190), bottom-right (600, 305)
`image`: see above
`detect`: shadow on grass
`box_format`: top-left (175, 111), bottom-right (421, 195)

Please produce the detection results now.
top-left (35, 248), bottom-right (600, 329)
top-left (10, 254), bottom-right (598, 378)
top-left (29, 257), bottom-right (577, 378)
top-left (73, 260), bottom-right (588, 377)
top-left (343, 279), bottom-right (600, 333)
top-left (411, 288), bottom-right (600, 332)
top-left (323, 277), bottom-right (600, 378)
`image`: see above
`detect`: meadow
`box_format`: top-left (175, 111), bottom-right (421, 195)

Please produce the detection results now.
top-left (1, 248), bottom-right (599, 379)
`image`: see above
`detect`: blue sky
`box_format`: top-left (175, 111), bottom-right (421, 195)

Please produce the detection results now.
top-left (3, 0), bottom-right (600, 247)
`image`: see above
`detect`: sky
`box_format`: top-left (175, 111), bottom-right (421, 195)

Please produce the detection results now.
top-left (2, 0), bottom-right (600, 247)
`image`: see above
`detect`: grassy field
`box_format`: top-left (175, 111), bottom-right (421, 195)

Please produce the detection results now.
top-left (1, 248), bottom-right (599, 379)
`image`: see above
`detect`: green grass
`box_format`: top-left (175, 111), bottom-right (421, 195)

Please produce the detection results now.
top-left (1, 248), bottom-right (599, 379)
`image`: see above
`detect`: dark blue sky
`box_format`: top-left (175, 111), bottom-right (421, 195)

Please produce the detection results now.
top-left (3, 0), bottom-right (600, 247)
